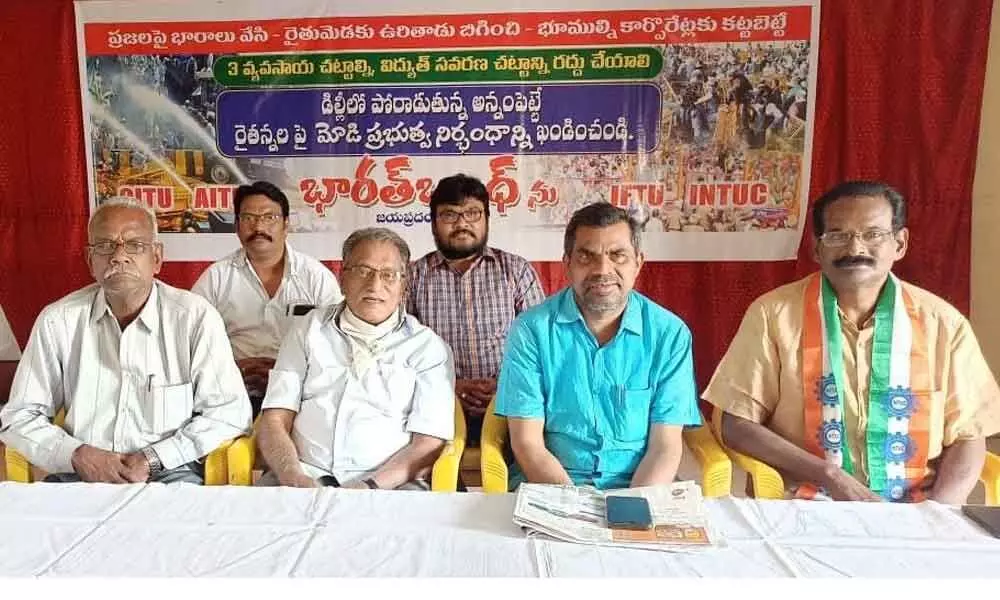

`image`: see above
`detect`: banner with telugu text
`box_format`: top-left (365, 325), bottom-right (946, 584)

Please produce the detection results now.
top-left (75, 0), bottom-right (820, 261)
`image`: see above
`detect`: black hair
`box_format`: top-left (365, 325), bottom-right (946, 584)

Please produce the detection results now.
top-left (429, 174), bottom-right (490, 221)
top-left (812, 180), bottom-right (906, 237)
top-left (563, 202), bottom-right (641, 257)
top-left (234, 181), bottom-right (289, 217)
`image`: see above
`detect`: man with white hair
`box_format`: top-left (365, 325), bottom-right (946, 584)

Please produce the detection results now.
top-left (0, 198), bottom-right (251, 484)
top-left (257, 227), bottom-right (455, 489)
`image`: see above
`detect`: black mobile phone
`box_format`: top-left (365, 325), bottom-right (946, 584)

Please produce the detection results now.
top-left (290, 304), bottom-right (316, 316)
top-left (318, 475), bottom-right (341, 487)
top-left (605, 495), bottom-right (654, 530)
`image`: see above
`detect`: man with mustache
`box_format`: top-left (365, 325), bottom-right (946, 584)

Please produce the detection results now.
top-left (704, 181), bottom-right (1000, 503)
top-left (495, 202), bottom-right (701, 490)
top-left (408, 174), bottom-right (544, 448)
top-left (193, 181), bottom-right (342, 417)
top-left (0, 199), bottom-right (251, 483)
top-left (256, 228), bottom-right (454, 489)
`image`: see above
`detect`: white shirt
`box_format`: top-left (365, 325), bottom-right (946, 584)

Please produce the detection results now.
top-left (0, 305), bottom-right (20, 361)
top-left (0, 281), bottom-right (252, 474)
top-left (263, 303), bottom-right (455, 483)
top-left (191, 244), bottom-right (343, 361)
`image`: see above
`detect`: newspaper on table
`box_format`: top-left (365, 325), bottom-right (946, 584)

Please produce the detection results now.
top-left (513, 480), bottom-right (720, 552)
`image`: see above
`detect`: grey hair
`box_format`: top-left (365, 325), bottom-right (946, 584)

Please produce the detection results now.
top-left (89, 197), bottom-right (159, 240)
top-left (342, 227), bottom-right (411, 268)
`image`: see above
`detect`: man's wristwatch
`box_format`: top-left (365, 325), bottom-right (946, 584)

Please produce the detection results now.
top-left (141, 446), bottom-right (164, 479)
top-left (362, 477), bottom-right (379, 490)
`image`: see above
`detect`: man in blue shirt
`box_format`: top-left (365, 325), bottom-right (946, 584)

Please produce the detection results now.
top-left (496, 202), bottom-right (701, 490)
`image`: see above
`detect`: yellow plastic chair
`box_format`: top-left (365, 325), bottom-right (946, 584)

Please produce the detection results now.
top-left (430, 397), bottom-right (467, 492)
top-left (225, 416), bottom-right (259, 486)
top-left (3, 409), bottom-right (235, 485)
top-left (705, 407), bottom-right (1000, 504)
top-left (981, 451), bottom-right (1000, 505)
top-left (479, 398), bottom-right (734, 497)
top-left (707, 409), bottom-right (784, 499)
top-left (227, 397), bottom-right (468, 491)
top-left (480, 398), bottom-right (508, 494)
top-left (681, 424), bottom-right (733, 498)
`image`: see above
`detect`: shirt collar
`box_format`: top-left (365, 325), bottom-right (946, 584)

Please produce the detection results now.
top-left (555, 288), bottom-right (643, 336)
top-left (620, 292), bottom-right (643, 336)
top-left (233, 242), bottom-right (296, 276)
top-left (555, 287), bottom-right (585, 325)
top-left (327, 300), bottom-right (408, 335)
top-left (428, 246), bottom-right (497, 270)
top-left (836, 306), bottom-right (874, 331)
top-left (90, 280), bottom-right (160, 332)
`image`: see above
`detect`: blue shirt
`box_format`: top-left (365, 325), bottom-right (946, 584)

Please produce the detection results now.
top-left (496, 288), bottom-right (701, 490)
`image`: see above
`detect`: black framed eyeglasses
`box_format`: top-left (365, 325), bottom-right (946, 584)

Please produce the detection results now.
top-left (437, 208), bottom-right (484, 224)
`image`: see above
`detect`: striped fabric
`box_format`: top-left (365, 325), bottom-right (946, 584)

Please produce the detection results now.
top-left (407, 247), bottom-right (545, 379)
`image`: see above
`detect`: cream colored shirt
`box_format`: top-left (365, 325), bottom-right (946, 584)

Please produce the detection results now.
top-left (263, 303), bottom-right (455, 484)
top-left (0, 281), bottom-right (252, 473)
top-left (0, 305), bottom-right (20, 361)
top-left (703, 274), bottom-right (1000, 485)
top-left (191, 244), bottom-right (342, 361)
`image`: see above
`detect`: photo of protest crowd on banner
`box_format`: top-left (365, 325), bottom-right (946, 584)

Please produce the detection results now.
top-left (84, 37), bottom-right (810, 237)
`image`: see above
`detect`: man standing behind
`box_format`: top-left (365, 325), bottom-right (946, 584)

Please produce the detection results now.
top-left (193, 181), bottom-right (342, 416)
top-left (0, 199), bottom-right (250, 484)
top-left (408, 174), bottom-right (544, 443)
top-left (496, 203), bottom-right (701, 490)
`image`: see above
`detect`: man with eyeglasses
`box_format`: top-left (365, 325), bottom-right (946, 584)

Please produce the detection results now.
top-left (408, 174), bottom-right (544, 448)
top-left (704, 181), bottom-right (1000, 503)
top-left (496, 203), bottom-right (701, 490)
top-left (0, 199), bottom-right (251, 484)
top-left (255, 228), bottom-right (454, 489)
top-left (192, 181), bottom-right (342, 417)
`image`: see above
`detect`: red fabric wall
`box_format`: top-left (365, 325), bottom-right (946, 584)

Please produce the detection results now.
top-left (0, 1), bottom-right (991, 389)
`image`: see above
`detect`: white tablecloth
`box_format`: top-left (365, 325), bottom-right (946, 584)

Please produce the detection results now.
top-left (2, 481), bottom-right (1000, 577)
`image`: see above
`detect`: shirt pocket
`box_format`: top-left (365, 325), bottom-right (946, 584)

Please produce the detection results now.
top-left (281, 302), bottom-right (317, 333)
top-left (145, 382), bottom-right (194, 433)
top-left (302, 364), bottom-right (346, 403)
top-left (612, 386), bottom-right (653, 442)
top-left (366, 362), bottom-right (417, 416)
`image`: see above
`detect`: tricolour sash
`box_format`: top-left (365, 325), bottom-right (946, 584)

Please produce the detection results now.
top-left (799, 273), bottom-right (931, 501)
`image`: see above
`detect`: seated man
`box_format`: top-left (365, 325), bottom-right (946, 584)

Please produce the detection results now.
top-left (496, 202), bottom-right (701, 490)
top-left (408, 174), bottom-right (544, 446)
top-left (703, 181), bottom-right (1000, 503)
top-left (256, 228), bottom-right (455, 489)
top-left (193, 181), bottom-right (342, 416)
top-left (0, 199), bottom-right (252, 484)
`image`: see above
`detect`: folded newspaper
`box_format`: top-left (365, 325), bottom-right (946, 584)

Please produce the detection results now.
top-left (512, 480), bottom-right (720, 552)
